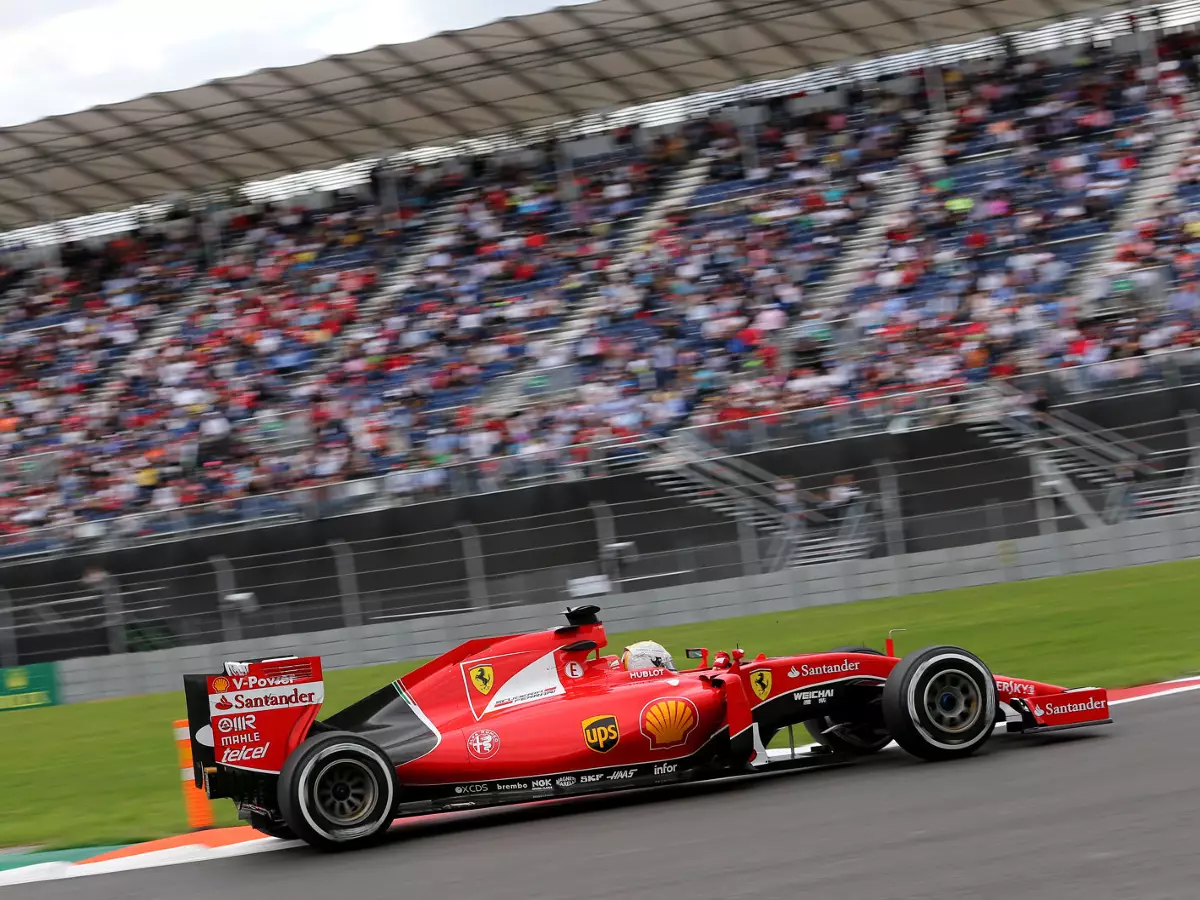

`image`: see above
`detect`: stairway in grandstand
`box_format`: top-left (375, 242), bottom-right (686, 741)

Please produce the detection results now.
top-left (638, 431), bottom-right (878, 568)
top-left (1083, 408), bottom-right (1200, 522)
top-left (301, 193), bottom-right (469, 384)
top-left (787, 110), bottom-right (952, 319)
top-left (1068, 88), bottom-right (1200, 309)
top-left (963, 382), bottom-right (1159, 525)
top-left (478, 153), bottom-right (716, 412)
top-left (339, 195), bottom-right (467, 330)
top-left (612, 154), bottom-right (716, 256)
top-left (485, 112), bottom-right (952, 413)
top-left (93, 194), bottom-right (467, 401)
top-left (1134, 471), bottom-right (1200, 519)
top-left (96, 273), bottom-right (218, 401)
top-left (549, 152), bottom-right (716, 351)
top-left (476, 361), bottom-right (581, 413)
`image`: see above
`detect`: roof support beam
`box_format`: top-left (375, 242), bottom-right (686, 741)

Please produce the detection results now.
top-left (147, 91), bottom-right (300, 181)
top-left (867, 0), bottom-right (940, 48)
top-left (378, 45), bottom-right (527, 132)
top-left (615, 0), bottom-right (758, 85)
top-left (45, 110), bottom-right (213, 198)
top-left (1, 130), bottom-right (144, 210)
top-left (945, 0), bottom-right (1008, 37)
top-left (441, 34), bottom-right (584, 119)
top-left (89, 107), bottom-right (246, 190)
top-left (0, 186), bottom-right (53, 227)
top-left (0, 172), bottom-right (94, 220)
top-left (555, 7), bottom-right (695, 98)
top-left (504, 18), bottom-right (644, 107)
top-left (269, 68), bottom-right (415, 153)
top-left (707, 0), bottom-right (820, 71)
top-left (788, 0), bottom-right (885, 57)
top-left (204, 82), bottom-right (363, 166)
top-left (327, 56), bottom-right (477, 147)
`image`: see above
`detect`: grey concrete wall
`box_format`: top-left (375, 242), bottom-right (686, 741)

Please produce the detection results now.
top-left (55, 514), bottom-right (1200, 704)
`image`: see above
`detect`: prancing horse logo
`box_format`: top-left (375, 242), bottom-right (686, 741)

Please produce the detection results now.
top-left (750, 669), bottom-right (773, 701)
top-left (469, 664), bottom-right (495, 696)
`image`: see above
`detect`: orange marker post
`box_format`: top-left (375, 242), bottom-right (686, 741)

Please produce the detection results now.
top-left (174, 719), bottom-right (214, 830)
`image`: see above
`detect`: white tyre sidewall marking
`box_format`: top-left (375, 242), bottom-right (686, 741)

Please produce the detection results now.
top-left (296, 742), bottom-right (394, 843)
top-left (905, 653), bottom-right (997, 752)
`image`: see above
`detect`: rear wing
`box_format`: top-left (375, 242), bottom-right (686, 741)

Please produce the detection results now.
top-left (183, 656), bottom-right (325, 786)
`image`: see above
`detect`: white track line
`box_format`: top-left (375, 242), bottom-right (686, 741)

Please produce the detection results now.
top-left (0, 841), bottom-right (299, 887)
top-left (3, 679), bottom-right (1197, 887)
top-left (0, 864), bottom-right (70, 886)
top-left (1111, 682), bottom-right (1200, 705)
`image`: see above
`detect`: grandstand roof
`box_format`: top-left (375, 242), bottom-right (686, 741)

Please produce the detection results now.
top-left (0, 0), bottom-right (1115, 230)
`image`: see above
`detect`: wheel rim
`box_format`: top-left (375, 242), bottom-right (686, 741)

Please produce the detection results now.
top-left (313, 759), bottom-right (379, 828)
top-left (922, 669), bottom-right (982, 736)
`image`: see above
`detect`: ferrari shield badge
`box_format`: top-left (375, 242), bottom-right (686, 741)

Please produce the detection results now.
top-left (469, 664), bottom-right (495, 696)
top-left (749, 669), bottom-right (772, 701)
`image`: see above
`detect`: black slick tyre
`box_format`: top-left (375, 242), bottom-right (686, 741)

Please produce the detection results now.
top-left (278, 732), bottom-right (397, 850)
top-left (248, 812), bottom-right (295, 840)
top-left (882, 645), bottom-right (997, 761)
top-left (803, 646), bottom-right (890, 755)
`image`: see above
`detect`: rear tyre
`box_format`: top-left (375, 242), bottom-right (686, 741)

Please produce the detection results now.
top-left (248, 812), bottom-right (295, 841)
top-left (278, 732), bottom-right (396, 850)
top-left (882, 645), bottom-right (997, 761)
top-left (803, 646), bottom-right (890, 755)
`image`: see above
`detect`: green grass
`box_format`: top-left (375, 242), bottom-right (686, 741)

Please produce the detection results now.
top-left (5, 558), bottom-right (1200, 850)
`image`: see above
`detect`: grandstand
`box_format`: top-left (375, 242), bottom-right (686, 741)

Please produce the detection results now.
top-left (5, 0), bottom-right (1200, 666)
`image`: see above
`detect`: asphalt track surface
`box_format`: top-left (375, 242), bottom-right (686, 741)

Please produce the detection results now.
top-left (15, 691), bottom-right (1200, 900)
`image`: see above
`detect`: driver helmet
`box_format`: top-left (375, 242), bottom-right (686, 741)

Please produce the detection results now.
top-left (620, 640), bottom-right (677, 672)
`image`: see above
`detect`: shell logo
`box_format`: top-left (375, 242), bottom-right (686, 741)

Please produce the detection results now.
top-left (212, 677), bottom-right (230, 693)
top-left (640, 697), bottom-right (699, 750)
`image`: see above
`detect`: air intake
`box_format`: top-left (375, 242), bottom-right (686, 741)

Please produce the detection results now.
top-left (564, 605), bottom-right (601, 626)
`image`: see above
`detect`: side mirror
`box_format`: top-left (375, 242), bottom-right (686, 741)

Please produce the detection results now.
top-left (685, 648), bottom-right (710, 668)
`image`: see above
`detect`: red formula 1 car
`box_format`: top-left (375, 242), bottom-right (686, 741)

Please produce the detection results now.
top-left (182, 606), bottom-right (1112, 849)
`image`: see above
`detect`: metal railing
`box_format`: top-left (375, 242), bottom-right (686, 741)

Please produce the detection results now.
top-left (997, 345), bottom-right (1200, 405)
top-left (0, 382), bottom-right (968, 560)
top-left (5, 344), bottom-right (1200, 559)
top-left (0, 408), bottom-right (311, 487)
top-left (4, 422), bottom-right (1198, 668)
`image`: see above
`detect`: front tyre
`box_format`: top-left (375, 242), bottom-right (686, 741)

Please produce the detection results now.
top-left (804, 646), bottom-right (890, 755)
top-left (882, 646), bottom-right (997, 761)
top-left (278, 732), bottom-right (396, 850)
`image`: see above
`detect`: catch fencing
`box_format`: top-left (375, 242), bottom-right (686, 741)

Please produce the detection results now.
top-left (0, 381), bottom-right (966, 563)
top-left (2, 406), bottom-right (1197, 674)
top-left (48, 514), bottom-right (1200, 703)
top-left (3, 345), bottom-right (1200, 564)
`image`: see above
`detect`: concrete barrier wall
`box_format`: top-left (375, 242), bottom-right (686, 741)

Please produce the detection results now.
top-left (56, 515), bottom-right (1200, 703)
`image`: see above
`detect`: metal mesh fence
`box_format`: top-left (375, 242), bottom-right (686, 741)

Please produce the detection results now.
top-left (3, 354), bottom-right (1199, 666)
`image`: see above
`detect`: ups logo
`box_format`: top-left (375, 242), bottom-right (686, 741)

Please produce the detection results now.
top-left (582, 714), bottom-right (620, 753)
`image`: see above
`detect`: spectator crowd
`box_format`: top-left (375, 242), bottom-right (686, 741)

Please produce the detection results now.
top-left (2, 39), bottom-right (1200, 551)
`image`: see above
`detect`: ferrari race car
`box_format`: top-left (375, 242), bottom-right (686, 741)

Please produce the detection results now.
top-left (183, 606), bottom-right (1112, 850)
